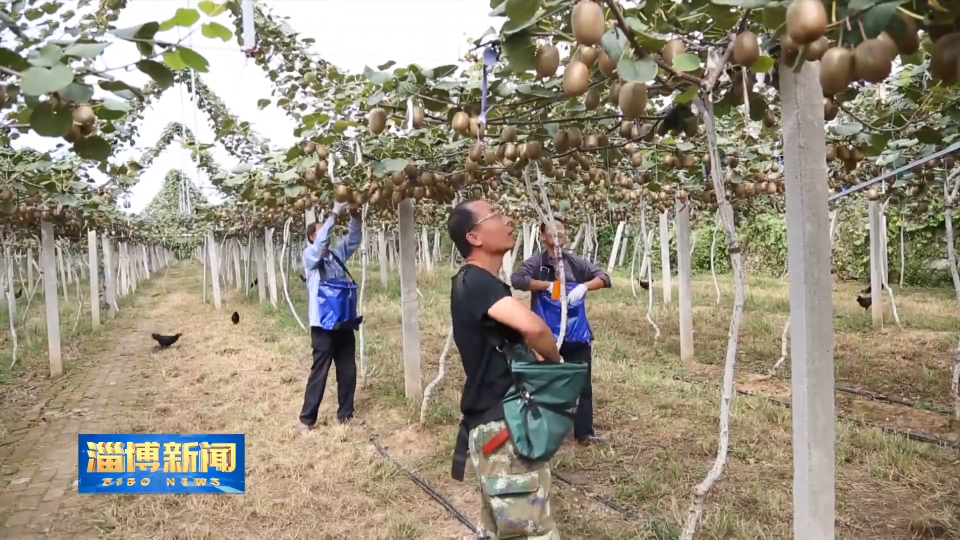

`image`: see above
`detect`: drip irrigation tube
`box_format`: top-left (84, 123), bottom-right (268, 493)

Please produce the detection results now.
top-left (366, 431), bottom-right (480, 536)
top-left (552, 472), bottom-right (637, 518)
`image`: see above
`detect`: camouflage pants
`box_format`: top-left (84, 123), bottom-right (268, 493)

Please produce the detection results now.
top-left (468, 420), bottom-right (560, 540)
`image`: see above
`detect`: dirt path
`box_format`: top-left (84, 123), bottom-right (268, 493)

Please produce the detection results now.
top-left (0, 278), bottom-right (159, 538)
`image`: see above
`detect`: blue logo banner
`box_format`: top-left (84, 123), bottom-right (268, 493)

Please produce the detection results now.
top-left (78, 434), bottom-right (245, 494)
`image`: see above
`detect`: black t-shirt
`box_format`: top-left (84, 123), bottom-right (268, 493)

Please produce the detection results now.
top-left (450, 264), bottom-right (524, 419)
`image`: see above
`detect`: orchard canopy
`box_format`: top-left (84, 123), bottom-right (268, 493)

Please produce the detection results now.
top-left (0, 0), bottom-right (958, 242)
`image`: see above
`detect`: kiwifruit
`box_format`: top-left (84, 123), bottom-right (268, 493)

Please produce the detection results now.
top-left (823, 97), bottom-right (838, 121)
top-left (598, 49), bottom-right (617, 79)
top-left (865, 187), bottom-right (880, 201)
top-left (572, 0), bottom-right (604, 46)
top-left (317, 145), bottom-right (329, 160)
top-left (725, 155), bottom-right (740, 168)
top-left (469, 116), bottom-right (485, 138)
top-left (786, 0), bottom-right (827, 45)
top-left (563, 60), bottom-right (591, 96)
top-left (504, 143), bottom-right (519, 161)
top-left (819, 47), bottom-right (853, 95)
top-left (584, 88), bottom-right (601, 110)
top-left (683, 117), bottom-right (698, 137)
top-left (761, 109), bottom-right (776, 128)
top-left (525, 141), bottom-right (542, 160)
top-left (554, 130), bottom-right (569, 152)
top-left (368, 107), bottom-right (387, 134)
top-left (484, 150), bottom-right (497, 165)
top-left (806, 36), bottom-right (831, 61)
top-left (566, 127), bottom-right (583, 148)
top-left (630, 153), bottom-right (643, 167)
top-left (661, 39), bottom-right (685, 67)
top-left (853, 39), bottom-right (893, 83)
top-left (63, 124), bottom-right (82, 142)
top-left (334, 184), bottom-right (351, 203)
top-left (469, 142), bottom-right (483, 162)
top-left (404, 163), bottom-right (417, 176)
top-left (780, 34), bottom-right (800, 66)
top-left (618, 81), bottom-right (648, 119)
top-left (597, 133), bottom-right (609, 147)
top-left (619, 121), bottom-right (632, 138)
top-left (412, 105), bottom-right (424, 129)
top-left (536, 45), bottom-right (560, 78)
top-left (304, 142), bottom-right (317, 154)
top-left (72, 105), bottom-right (95, 125)
top-left (852, 147), bottom-right (865, 162)
top-left (733, 31), bottom-right (760, 67)
top-left (583, 134), bottom-right (598, 149)
top-left (681, 155), bottom-right (696, 169)
top-left (575, 46), bottom-right (598, 68)
top-left (873, 33), bottom-right (903, 60)
top-left (608, 81), bottom-right (621, 105)
top-left (452, 111), bottom-right (470, 132)
top-left (895, 13), bottom-right (920, 55)
top-left (663, 155), bottom-right (679, 169)
top-left (837, 145), bottom-right (851, 161)
top-left (502, 125), bottom-right (518, 143)
top-left (930, 32), bottom-right (960, 84)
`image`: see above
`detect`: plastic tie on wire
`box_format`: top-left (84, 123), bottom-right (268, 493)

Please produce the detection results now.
top-left (478, 46), bottom-right (500, 127)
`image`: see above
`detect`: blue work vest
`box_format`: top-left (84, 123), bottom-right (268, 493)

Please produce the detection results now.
top-left (531, 281), bottom-right (592, 344)
top-left (315, 253), bottom-right (363, 331)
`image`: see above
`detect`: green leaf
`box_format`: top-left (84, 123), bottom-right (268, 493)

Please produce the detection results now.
top-left (101, 98), bottom-right (131, 112)
top-left (159, 8), bottom-right (200, 31)
top-left (73, 135), bottom-right (111, 162)
top-left (99, 80), bottom-right (143, 100)
top-left (833, 122), bottom-right (863, 136)
top-left (672, 53), bottom-right (701, 72)
top-left (600, 29), bottom-right (626, 64)
top-left (848, 0), bottom-right (878, 11)
top-left (201, 21), bottom-right (232, 42)
top-left (231, 163), bottom-right (251, 174)
top-left (861, 1), bottom-right (902, 39)
top-left (915, 125), bottom-right (942, 145)
top-left (176, 46), bottom-right (209, 72)
top-left (162, 49), bottom-right (186, 70)
top-left (59, 82), bottom-right (93, 103)
top-left (284, 185), bottom-right (305, 198)
top-left (197, 0), bottom-right (226, 16)
top-left (501, 33), bottom-right (537, 73)
top-left (27, 43), bottom-right (62, 68)
top-left (674, 86), bottom-right (697, 104)
top-left (111, 22), bottom-right (160, 42)
top-left (504, 0), bottom-right (538, 23)
top-left (20, 65), bottom-right (74, 96)
top-left (63, 41), bottom-right (109, 59)
top-left (363, 66), bottom-right (394, 85)
top-left (382, 158), bottom-right (409, 173)
top-left (0, 47), bottom-right (30, 71)
top-left (624, 16), bottom-right (647, 33)
top-left (257, 98), bottom-right (271, 110)
top-left (29, 101), bottom-right (72, 137)
top-left (55, 193), bottom-right (79, 206)
top-left (136, 60), bottom-right (174, 89)
top-left (750, 55), bottom-right (775, 73)
top-left (618, 56), bottom-right (657, 82)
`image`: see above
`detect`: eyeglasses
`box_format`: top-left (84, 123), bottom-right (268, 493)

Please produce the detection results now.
top-left (470, 208), bottom-right (503, 230)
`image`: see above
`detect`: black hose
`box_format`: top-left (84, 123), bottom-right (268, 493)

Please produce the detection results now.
top-left (552, 472), bottom-right (637, 518)
top-left (366, 431), bottom-right (480, 536)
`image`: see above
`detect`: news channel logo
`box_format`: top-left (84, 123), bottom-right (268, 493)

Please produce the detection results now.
top-left (78, 434), bottom-right (244, 494)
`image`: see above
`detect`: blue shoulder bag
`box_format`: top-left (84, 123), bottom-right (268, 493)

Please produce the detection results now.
top-left (315, 252), bottom-right (363, 331)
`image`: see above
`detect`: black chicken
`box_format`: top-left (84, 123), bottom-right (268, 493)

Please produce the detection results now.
top-left (249, 278), bottom-right (258, 289)
top-left (14, 288), bottom-right (22, 299)
top-left (151, 333), bottom-right (182, 348)
top-left (856, 295), bottom-right (871, 310)
top-left (860, 283), bottom-right (887, 295)
top-left (299, 273), bottom-right (307, 283)
top-left (638, 279), bottom-right (650, 290)
top-left (231, 312), bottom-right (240, 324)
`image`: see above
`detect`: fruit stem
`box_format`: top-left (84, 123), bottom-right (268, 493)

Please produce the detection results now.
top-left (895, 6), bottom-right (923, 19)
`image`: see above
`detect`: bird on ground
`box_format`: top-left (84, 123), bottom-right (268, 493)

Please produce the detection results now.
top-left (151, 333), bottom-right (182, 349)
top-left (856, 295), bottom-right (871, 310)
top-left (638, 279), bottom-right (650, 290)
top-left (299, 273), bottom-right (306, 283)
top-left (14, 288), bottom-right (22, 299)
top-left (860, 283), bottom-right (887, 295)
top-left (231, 312), bottom-right (240, 324)
top-left (249, 278), bottom-right (258, 289)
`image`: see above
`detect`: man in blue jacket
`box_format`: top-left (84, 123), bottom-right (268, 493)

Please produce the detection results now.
top-left (511, 218), bottom-right (611, 445)
top-left (298, 200), bottom-right (363, 433)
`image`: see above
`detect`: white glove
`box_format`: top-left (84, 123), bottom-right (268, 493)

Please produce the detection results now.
top-left (567, 283), bottom-right (588, 305)
top-left (332, 201), bottom-right (348, 216)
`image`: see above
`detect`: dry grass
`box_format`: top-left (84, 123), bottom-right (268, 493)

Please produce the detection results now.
top-left (6, 262), bottom-right (960, 539)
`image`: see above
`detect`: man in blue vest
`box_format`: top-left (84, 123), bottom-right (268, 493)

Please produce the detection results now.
top-left (298, 200), bottom-right (363, 434)
top-left (511, 218), bottom-right (611, 445)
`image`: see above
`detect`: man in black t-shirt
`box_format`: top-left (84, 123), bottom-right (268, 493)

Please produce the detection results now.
top-left (447, 199), bottom-right (563, 540)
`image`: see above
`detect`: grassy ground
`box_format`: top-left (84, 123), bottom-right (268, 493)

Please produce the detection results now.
top-left (2, 261), bottom-right (959, 539)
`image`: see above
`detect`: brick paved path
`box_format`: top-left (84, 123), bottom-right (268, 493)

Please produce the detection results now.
top-left (0, 312), bottom-right (145, 539)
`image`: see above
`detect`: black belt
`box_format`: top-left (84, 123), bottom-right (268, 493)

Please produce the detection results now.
top-left (451, 404), bottom-right (504, 482)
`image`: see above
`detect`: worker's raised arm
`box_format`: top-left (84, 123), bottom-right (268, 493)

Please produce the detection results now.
top-left (332, 211), bottom-right (363, 262)
top-left (566, 251), bottom-right (612, 290)
top-left (303, 215), bottom-right (336, 272)
top-left (487, 296), bottom-right (561, 361)
top-left (511, 252), bottom-right (550, 292)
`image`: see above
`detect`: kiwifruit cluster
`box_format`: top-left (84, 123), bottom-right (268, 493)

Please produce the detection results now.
top-left (825, 142), bottom-right (867, 172)
top-left (64, 104), bottom-right (99, 143)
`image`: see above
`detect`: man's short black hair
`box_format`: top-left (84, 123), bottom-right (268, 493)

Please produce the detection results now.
top-left (539, 217), bottom-right (566, 234)
top-left (448, 201), bottom-right (476, 258)
top-left (306, 222), bottom-right (319, 238)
